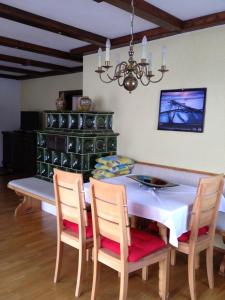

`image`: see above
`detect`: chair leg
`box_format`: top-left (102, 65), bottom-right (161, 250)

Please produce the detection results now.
top-left (171, 248), bottom-right (176, 266)
top-left (54, 240), bottom-right (64, 283)
top-left (206, 246), bottom-right (214, 289)
top-left (159, 250), bottom-right (170, 300)
top-left (195, 253), bottom-right (200, 270)
top-left (188, 253), bottom-right (197, 300)
top-left (86, 248), bottom-right (91, 262)
top-left (142, 266), bottom-right (149, 281)
top-left (75, 246), bottom-right (86, 297)
top-left (119, 268), bottom-right (129, 300)
top-left (91, 256), bottom-right (101, 300)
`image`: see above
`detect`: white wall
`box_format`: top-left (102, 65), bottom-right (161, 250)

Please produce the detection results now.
top-left (0, 79), bottom-right (21, 167)
top-left (83, 25), bottom-right (225, 173)
top-left (21, 72), bottom-right (83, 111)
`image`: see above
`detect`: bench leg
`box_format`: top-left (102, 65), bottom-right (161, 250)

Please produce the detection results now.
top-left (15, 195), bottom-right (41, 216)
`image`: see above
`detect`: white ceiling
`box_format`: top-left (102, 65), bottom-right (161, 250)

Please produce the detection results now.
top-left (0, 0), bottom-right (155, 38)
top-left (0, 18), bottom-right (88, 51)
top-left (1, 0), bottom-right (225, 77)
top-left (148, 0), bottom-right (225, 20)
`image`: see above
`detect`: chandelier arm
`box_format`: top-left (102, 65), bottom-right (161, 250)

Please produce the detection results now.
top-left (134, 64), bottom-right (144, 79)
top-left (118, 76), bottom-right (124, 86)
top-left (119, 61), bottom-right (128, 74)
top-left (99, 73), bottom-right (114, 84)
top-left (149, 72), bottom-right (164, 83)
top-left (140, 76), bottom-right (151, 86)
top-left (106, 72), bottom-right (116, 81)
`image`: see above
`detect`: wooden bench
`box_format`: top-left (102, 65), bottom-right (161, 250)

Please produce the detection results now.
top-left (8, 177), bottom-right (55, 216)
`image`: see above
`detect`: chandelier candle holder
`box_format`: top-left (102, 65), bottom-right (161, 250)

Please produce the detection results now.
top-left (95, 0), bottom-right (169, 93)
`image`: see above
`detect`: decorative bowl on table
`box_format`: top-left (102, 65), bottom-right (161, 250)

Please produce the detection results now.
top-left (128, 175), bottom-right (178, 189)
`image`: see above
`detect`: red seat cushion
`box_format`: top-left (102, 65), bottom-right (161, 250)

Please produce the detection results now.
top-left (148, 222), bottom-right (209, 243)
top-left (178, 226), bottom-right (209, 242)
top-left (63, 212), bottom-right (93, 238)
top-left (101, 228), bottom-right (166, 262)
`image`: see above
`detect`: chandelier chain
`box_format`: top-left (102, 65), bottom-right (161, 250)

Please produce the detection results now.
top-left (94, 0), bottom-right (169, 93)
top-left (130, 0), bottom-right (134, 47)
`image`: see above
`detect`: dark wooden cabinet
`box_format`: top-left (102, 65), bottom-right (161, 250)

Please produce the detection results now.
top-left (2, 131), bottom-right (37, 175)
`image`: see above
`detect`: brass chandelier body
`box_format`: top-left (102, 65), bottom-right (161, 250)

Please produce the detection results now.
top-left (95, 0), bottom-right (169, 93)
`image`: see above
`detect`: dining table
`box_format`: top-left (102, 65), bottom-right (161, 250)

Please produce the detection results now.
top-left (84, 175), bottom-right (225, 247)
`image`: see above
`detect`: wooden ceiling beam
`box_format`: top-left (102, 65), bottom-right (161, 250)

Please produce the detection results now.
top-left (19, 66), bottom-right (83, 80)
top-left (0, 73), bottom-right (21, 80)
top-left (0, 36), bottom-right (82, 62)
top-left (0, 3), bottom-right (106, 46)
top-left (183, 10), bottom-right (225, 31)
top-left (71, 44), bottom-right (98, 55)
top-left (0, 53), bottom-right (76, 72)
top-left (70, 27), bottom-right (174, 55)
top-left (93, 0), bottom-right (183, 31)
top-left (0, 64), bottom-right (43, 75)
top-left (71, 10), bottom-right (225, 56)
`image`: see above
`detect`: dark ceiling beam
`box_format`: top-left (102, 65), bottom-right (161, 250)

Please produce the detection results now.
top-left (183, 10), bottom-right (225, 31)
top-left (112, 27), bottom-right (174, 47)
top-left (0, 64), bottom-right (43, 75)
top-left (0, 3), bottom-right (106, 46)
top-left (70, 27), bottom-right (174, 55)
top-left (0, 53), bottom-right (76, 72)
top-left (19, 66), bottom-right (83, 80)
top-left (0, 73), bottom-right (21, 80)
top-left (71, 10), bottom-right (225, 55)
top-left (71, 44), bottom-right (98, 55)
top-left (0, 36), bottom-right (82, 62)
top-left (93, 0), bottom-right (183, 31)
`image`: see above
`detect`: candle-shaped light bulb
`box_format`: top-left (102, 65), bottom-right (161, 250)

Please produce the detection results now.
top-left (105, 38), bottom-right (111, 62)
top-left (148, 52), bottom-right (153, 72)
top-left (98, 48), bottom-right (102, 67)
top-left (141, 36), bottom-right (147, 59)
top-left (162, 46), bottom-right (167, 66)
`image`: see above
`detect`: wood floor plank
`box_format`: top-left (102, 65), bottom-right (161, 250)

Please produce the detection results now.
top-left (0, 175), bottom-right (224, 300)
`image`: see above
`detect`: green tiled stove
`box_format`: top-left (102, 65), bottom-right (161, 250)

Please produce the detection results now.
top-left (36, 111), bottom-right (119, 182)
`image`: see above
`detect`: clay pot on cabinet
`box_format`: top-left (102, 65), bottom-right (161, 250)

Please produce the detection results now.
top-left (56, 93), bottom-right (66, 111)
top-left (78, 96), bottom-right (93, 112)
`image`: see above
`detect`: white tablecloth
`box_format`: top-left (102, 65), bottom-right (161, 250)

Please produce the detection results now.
top-left (84, 175), bottom-right (225, 247)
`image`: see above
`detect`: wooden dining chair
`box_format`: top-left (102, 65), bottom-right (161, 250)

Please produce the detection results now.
top-left (53, 169), bottom-right (93, 297)
top-left (170, 174), bottom-right (224, 300)
top-left (89, 177), bottom-right (170, 300)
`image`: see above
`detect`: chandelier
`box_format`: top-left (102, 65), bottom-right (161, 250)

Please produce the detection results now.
top-left (95, 0), bottom-right (169, 93)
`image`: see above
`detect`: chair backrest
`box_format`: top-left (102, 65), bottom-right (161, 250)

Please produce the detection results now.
top-left (189, 174), bottom-right (224, 243)
top-left (90, 178), bottom-right (131, 260)
top-left (53, 169), bottom-right (87, 239)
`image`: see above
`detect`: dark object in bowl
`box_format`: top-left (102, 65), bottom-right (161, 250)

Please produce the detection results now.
top-left (128, 175), bottom-right (178, 188)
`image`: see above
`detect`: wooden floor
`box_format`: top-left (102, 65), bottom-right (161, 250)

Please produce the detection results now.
top-left (0, 175), bottom-right (225, 300)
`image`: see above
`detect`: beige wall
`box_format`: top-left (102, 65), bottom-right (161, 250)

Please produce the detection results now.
top-left (83, 26), bottom-right (225, 173)
top-left (21, 72), bottom-right (83, 111)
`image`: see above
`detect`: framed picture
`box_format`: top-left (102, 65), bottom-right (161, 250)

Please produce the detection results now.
top-left (157, 88), bottom-right (207, 133)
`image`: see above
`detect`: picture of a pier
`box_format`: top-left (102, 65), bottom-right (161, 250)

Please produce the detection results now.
top-left (158, 88), bottom-right (206, 132)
